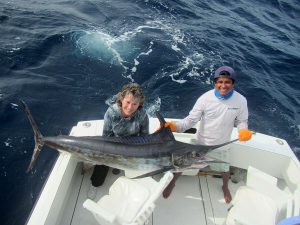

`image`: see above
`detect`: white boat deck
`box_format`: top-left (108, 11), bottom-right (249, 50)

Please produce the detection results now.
top-left (26, 118), bottom-right (300, 225)
top-left (56, 118), bottom-right (246, 225)
top-left (58, 165), bottom-right (244, 225)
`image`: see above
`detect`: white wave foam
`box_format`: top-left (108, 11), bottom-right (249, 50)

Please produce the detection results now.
top-left (146, 97), bottom-right (161, 117)
top-left (76, 24), bottom-right (162, 81)
top-left (75, 20), bottom-right (215, 84)
top-left (76, 30), bottom-right (128, 67)
top-left (130, 41), bottom-right (154, 77)
top-left (4, 138), bottom-right (12, 147)
top-left (11, 103), bottom-right (18, 109)
top-left (169, 74), bottom-right (186, 84)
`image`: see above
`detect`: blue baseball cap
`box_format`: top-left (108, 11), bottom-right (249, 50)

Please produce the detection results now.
top-left (214, 66), bottom-right (236, 82)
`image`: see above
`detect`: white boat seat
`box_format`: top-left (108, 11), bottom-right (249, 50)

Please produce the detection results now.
top-left (226, 186), bottom-right (278, 225)
top-left (83, 171), bottom-right (174, 225)
top-left (226, 166), bottom-right (291, 225)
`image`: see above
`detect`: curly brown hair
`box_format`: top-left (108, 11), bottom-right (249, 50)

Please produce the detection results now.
top-left (116, 83), bottom-right (145, 108)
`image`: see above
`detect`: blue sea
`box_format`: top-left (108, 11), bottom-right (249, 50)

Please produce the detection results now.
top-left (0, 0), bottom-right (299, 224)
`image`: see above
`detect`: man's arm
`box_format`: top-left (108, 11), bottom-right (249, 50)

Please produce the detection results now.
top-left (176, 97), bottom-right (204, 133)
top-left (235, 98), bottom-right (249, 130)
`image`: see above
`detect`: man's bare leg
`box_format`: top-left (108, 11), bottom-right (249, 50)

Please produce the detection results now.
top-left (222, 171), bottom-right (232, 204)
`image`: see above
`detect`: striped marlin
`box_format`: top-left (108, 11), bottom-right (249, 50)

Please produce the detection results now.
top-left (21, 100), bottom-right (237, 178)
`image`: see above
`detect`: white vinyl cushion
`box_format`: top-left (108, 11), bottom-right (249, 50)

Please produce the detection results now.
top-left (226, 166), bottom-right (294, 225)
top-left (246, 166), bottom-right (290, 215)
top-left (246, 166), bottom-right (277, 190)
top-left (83, 172), bottom-right (174, 225)
top-left (293, 188), bottom-right (300, 216)
top-left (98, 177), bottom-right (150, 223)
top-left (226, 186), bottom-right (278, 225)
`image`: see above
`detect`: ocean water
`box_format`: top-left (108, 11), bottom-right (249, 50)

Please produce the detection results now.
top-left (0, 0), bottom-right (299, 224)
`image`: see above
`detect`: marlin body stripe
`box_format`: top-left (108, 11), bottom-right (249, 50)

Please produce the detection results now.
top-left (21, 100), bottom-right (237, 177)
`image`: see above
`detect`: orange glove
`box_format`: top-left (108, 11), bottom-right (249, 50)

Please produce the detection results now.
top-left (238, 129), bottom-right (253, 141)
top-left (164, 122), bottom-right (177, 132)
top-left (156, 121), bottom-right (177, 132)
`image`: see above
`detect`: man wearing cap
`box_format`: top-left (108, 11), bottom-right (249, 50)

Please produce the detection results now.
top-left (162, 66), bottom-right (252, 203)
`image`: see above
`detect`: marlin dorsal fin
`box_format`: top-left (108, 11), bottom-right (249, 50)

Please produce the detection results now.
top-left (156, 111), bottom-right (166, 126)
top-left (155, 111), bottom-right (175, 141)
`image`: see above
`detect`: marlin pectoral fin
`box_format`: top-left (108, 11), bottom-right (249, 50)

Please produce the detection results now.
top-left (132, 166), bottom-right (175, 179)
top-left (216, 138), bottom-right (239, 148)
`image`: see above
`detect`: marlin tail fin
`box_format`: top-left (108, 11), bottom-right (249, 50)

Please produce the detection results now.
top-left (20, 100), bottom-right (44, 173)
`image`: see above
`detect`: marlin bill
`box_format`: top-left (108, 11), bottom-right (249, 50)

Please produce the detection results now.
top-left (21, 100), bottom-right (237, 178)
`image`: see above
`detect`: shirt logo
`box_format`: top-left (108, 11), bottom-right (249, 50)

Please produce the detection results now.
top-left (228, 107), bottom-right (239, 110)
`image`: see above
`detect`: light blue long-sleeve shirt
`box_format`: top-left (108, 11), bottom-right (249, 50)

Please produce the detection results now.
top-left (103, 103), bottom-right (149, 137)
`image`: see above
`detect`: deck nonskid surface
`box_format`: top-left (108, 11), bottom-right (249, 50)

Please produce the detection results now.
top-left (64, 168), bottom-right (243, 225)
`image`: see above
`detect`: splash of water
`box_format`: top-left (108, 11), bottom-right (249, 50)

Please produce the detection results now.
top-left (75, 21), bottom-right (220, 85)
top-left (146, 96), bottom-right (161, 117)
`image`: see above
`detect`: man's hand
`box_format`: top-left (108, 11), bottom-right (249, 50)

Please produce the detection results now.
top-left (238, 129), bottom-right (253, 141)
top-left (156, 122), bottom-right (177, 132)
top-left (164, 122), bottom-right (177, 132)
